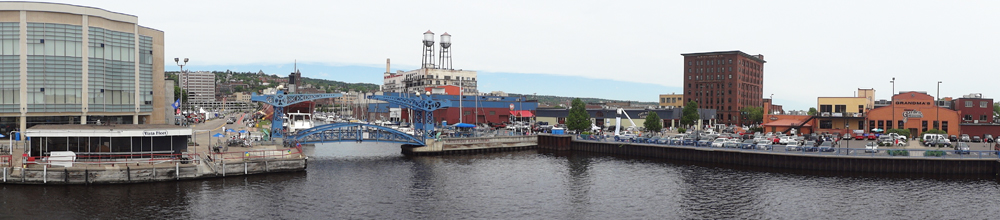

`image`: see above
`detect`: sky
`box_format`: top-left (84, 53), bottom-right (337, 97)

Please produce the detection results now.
top-left (52, 0), bottom-right (1000, 110)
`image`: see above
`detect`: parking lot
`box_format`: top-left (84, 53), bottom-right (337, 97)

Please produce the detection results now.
top-left (579, 134), bottom-right (1000, 159)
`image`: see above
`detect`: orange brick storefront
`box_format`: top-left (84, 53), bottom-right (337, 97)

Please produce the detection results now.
top-left (867, 92), bottom-right (961, 137)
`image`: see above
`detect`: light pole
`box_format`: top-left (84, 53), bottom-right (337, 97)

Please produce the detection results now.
top-left (890, 77), bottom-right (895, 131)
top-left (936, 81), bottom-right (942, 130)
top-left (175, 58), bottom-right (189, 114)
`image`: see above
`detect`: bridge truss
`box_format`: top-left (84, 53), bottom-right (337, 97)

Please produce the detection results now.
top-left (289, 123), bottom-right (425, 145)
top-left (250, 91), bottom-right (342, 139)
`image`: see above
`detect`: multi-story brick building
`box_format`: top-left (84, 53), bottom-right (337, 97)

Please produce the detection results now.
top-left (682, 50), bottom-right (766, 125)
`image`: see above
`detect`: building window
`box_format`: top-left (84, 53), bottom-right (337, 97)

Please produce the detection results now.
top-left (964, 115), bottom-right (973, 120)
top-left (981, 115), bottom-right (988, 121)
top-left (965, 101), bottom-right (972, 107)
top-left (877, 120), bottom-right (884, 129)
top-left (921, 120), bottom-right (928, 132)
top-left (819, 120), bottom-right (833, 129)
top-left (897, 120), bottom-right (903, 129)
top-left (942, 121), bottom-right (949, 132)
top-left (870, 120), bottom-right (876, 129)
top-left (885, 120), bottom-right (893, 129)
top-left (981, 101), bottom-right (988, 108)
top-left (820, 105), bottom-right (832, 113)
top-left (933, 121), bottom-right (939, 130)
top-left (834, 105), bottom-right (846, 113)
top-left (489, 111), bottom-right (495, 115)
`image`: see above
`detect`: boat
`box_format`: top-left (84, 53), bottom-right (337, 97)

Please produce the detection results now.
top-left (287, 111), bottom-right (315, 133)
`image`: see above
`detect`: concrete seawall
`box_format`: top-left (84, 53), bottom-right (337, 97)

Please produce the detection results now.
top-left (1, 146), bottom-right (308, 185)
top-left (538, 135), bottom-right (999, 175)
top-left (403, 136), bottom-right (538, 155)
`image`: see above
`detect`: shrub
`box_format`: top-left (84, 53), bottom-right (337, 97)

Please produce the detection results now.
top-left (923, 150), bottom-right (946, 157)
top-left (678, 128), bottom-right (687, 133)
top-left (887, 150), bottom-right (910, 156)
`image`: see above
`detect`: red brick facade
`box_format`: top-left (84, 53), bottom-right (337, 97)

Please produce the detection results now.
top-left (682, 51), bottom-right (766, 125)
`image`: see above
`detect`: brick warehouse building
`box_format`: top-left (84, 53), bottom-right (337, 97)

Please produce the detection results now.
top-left (682, 51), bottom-right (766, 125)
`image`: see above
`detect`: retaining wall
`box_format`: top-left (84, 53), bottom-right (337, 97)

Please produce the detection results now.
top-left (538, 135), bottom-right (999, 175)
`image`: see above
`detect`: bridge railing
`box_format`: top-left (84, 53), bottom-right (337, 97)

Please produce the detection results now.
top-left (210, 146), bottom-right (304, 162)
top-left (574, 136), bottom-right (1000, 160)
top-left (441, 135), bottom-right (537, 145)
top-left (22, 152), bottom-right (203, 167)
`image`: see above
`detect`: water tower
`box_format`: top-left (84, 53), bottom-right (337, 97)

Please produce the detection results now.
top-left (421, 30), bottom-right (435, 69)
top-left (438, 32), bottom-right (452, 70)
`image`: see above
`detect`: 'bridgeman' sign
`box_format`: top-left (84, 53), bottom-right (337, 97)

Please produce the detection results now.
top-left (143, 131), bottom-right (168, 136)
top-left (903, 110), bottom-right (923, 118)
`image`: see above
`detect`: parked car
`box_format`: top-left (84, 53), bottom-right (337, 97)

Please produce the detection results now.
top-left (923, 138), bottom-right (949, 148)
top-left (615, 131), bottom-right (637, 142)
top-left (878, 136), bottom-right (896, 146)
top-left (960, 134), bottom-right (971, 142)
top-left (682, 138), bottom-right (697, 146)
top-left (818, 141), bottom-right (836, 152)
top-left (711, 138), bottom-right (728, 148)
top-left (867, 133), bottom-right (878, 140)
top-left (725, 139), bottom-right (741, 148)
top-left (854, 133), bottom-right (866, 140)
top-left (972, 136), bottom-right (982, 143)
top-left (949, 135), bottom-right (958, 142)
top-left (756, 141), bottom-right (773, 151)
top-left (842, 133), bottom-right (852, 140)
top-left (954, 142), bottom-right (971, 154)
top-left (779, 136), bottom-right (797, 145)
top-left (865, 142), bottom-right (879, 153)
top-left (739, 140), bottom-right (757, 149)
top-left (985, 134), bottom-right (994, 143)
top-left (697, 138), bottom-right (713, 147)
top-left (785, 142), bottom-right (802, 151)
top-left (802, 141), bottom-right (818, 152)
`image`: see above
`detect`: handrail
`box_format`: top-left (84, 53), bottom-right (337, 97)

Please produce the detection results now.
top-left (24, 152), bottom-right (202, 167)
top-left (0, 154), bottom-right (11, 167)
top-left (573, 137), bottom-right (1000, 159)
top-left (211, 146), bottom-right (304, 161)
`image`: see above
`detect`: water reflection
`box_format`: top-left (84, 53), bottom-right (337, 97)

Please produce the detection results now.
top-left (3, 142), bottom-right (1000, 219)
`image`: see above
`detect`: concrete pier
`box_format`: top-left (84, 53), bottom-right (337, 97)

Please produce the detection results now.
top-left (402, 135), bottom-right (538, 155)
top-left (0, 114), bottom-right (307, 185)
top-left (538, 134), bottom-right (1000, 175)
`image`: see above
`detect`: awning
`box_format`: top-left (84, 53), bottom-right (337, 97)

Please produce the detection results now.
top-left (510, 110), bottom-right (534, 117)
top-left (762, 119), bottom-right (811, 127)
top-left (453, 123), bottom-right (476, 128)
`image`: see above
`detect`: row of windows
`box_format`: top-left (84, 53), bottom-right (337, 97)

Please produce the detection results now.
top-left (687, 74), bottom-right (733, 80)
top-left (867, 120), bottom-right (950, 132)
top-left (660, 97), bottom-right (681, 104)
top-left (963, 101), bottom-right (990, 108)
top-left (688, 59), bottom-right (733, 66)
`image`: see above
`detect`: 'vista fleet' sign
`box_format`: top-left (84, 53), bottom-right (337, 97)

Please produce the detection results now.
top-left (143, 131), bottom-right (168, 136)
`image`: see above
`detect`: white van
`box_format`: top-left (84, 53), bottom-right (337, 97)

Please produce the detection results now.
top-left (922, 133), bottom-right (945, 141)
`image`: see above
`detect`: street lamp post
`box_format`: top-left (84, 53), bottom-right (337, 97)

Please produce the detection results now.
top-left (890, 77), bottom-right (895, 131)
top-left (175, 58), bottom-right (189, 115)
top-left (937, 81), bottom-right (942, 130)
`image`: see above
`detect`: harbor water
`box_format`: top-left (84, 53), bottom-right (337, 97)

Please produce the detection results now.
top-left (2, 142), bottom-right (1000, 219)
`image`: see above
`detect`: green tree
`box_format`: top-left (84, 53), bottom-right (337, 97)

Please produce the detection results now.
top-left (566, 98), bottom-right (591, 133)
top-left (994, 102), bottom-right (999, 117)
top-left (807, 107), bottom-right (818, 116)
top-left (740, 106), bottom-right (764, 125)
top-left (681, 101), bottom-right (700, 127)
top-left (174, 86), bottom-right (188, 103)
top-left (643, 111), bottom-right (662, 133)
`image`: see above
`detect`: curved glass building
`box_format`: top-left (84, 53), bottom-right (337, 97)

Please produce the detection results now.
top-left (0, 2), bottom-right (165, 133)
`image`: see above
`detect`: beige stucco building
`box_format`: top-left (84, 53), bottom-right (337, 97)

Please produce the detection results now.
top-left (659, 93), bottom-right (683, 108)
top-left (0, 2), bottom-right (166, 134)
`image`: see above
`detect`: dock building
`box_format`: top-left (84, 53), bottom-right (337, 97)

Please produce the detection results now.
top-left (0, 2), bottom-right (167, 135)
